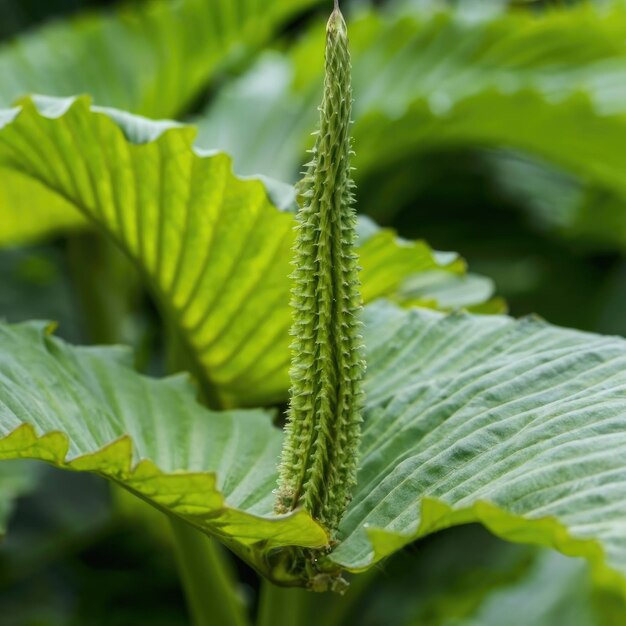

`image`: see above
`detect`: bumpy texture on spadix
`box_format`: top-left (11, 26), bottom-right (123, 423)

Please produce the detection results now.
top-left (276, 6), bottom-right (364, 537)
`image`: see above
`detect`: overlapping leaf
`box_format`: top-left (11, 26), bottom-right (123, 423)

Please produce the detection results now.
top-left (396, 270), bottom-right (506, 314)
top-left (0, 0), bottom-right (322, 246)
top-left (346, 526), bottom-right (618, 626)
top-left (0, 321), bottom-right (326, 579)
top-left (0, 97), bottom-right (464, 405)
top-left (195, 0), bottom-right (626, 211)
top-left (327, 301), bottom-right (626, 597)
top-left (489, 150), bottom-right (626, 252)
top-left (5, 301), bottom-right (626, 594)
top-left (0, 0), bottom-right (320, 118)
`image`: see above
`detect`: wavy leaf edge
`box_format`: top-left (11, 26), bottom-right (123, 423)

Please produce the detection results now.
top-left (333, 496), bottom-right (621, 594)
top-left (0, 94), bottom-right (478, 406)
top-left (0, 321), bottom-right (328, 554)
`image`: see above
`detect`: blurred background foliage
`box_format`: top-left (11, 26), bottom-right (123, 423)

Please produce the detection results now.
top-left (0, 0), bottom-right (625, 623)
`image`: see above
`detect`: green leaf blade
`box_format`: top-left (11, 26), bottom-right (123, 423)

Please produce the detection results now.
top-left (0, 96), bottom-right (469, 405)
top-left (0, 321), bottom-right (327, 577)
top-left (4, 304), bottom-right (626, 592)
top-left (330, 301), bottom-right (626, 597)
top-left (196, 1), bottom-right (626, 219)
top-left (0, 0), bottom-right (321, 119)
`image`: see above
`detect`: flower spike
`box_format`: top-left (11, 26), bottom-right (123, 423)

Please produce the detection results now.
top-left (275, 3), bottom-right (364, 541)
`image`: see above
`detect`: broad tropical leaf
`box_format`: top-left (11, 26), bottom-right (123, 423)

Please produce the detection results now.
top-left (328, 301), bottom-right (626, 598)
top-left (0, 0), bottom-right (320, 118)
top-left (195, 0), bottom-right (626, 216)
top-left (489, 150), bottom-right (626, 253)
top-left (5, 304), bottom-right (626, 593)
top-left (0, 0), bottom-right (322, 245)
top-left (344, 525), bottom-right (620, 626)
top-left (0, 96), bottom-right (465, 405)
top-left (397, 270), bottom-right (506, 313)
top-left (449, 550), bottom-right (613, 626)
top-left (0, 321), bottom-right (326, 580)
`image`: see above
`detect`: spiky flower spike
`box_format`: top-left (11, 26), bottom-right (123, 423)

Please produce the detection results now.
top-left (275, 2), bottom-right (364, 539)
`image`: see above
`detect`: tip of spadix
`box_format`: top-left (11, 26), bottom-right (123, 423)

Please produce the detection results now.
top-left (328, 2), bottom-right (347, 35)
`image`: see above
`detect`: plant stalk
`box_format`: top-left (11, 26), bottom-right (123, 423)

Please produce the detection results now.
top-left (67, 232), bottom-right (140, 345)
top-left (165, 326), bottom-right (249, 626)
top-left (319, 570), bottom-right (378, 626)
top-left (170, 517), bottom-right (250, 626)
top-left (257, 579), bottom-right (311, 626)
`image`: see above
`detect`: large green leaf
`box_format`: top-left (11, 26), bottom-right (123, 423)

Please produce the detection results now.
top-left (0, 96), bottom-right (465, 405)
top-left (0, 0), bottom-right (320, 119)
top-left (0, 0), bottom-right (322, 246)
top-left (446, 550), bottom-right (612, 626)
top-left (195, 0), bottom-right (626, 210)
top-left (488, 150), bottom-right (626, 253)
top-left (397, 270), bottom-right (506, 314)
top-left (0, 320), bottom-right (326, 580)
top-left (345, 525), bottom-right (621, 626)
top-left (5, 304), bottom-right (626, 594)
top-left (328, 301), bottom-right (626, 597)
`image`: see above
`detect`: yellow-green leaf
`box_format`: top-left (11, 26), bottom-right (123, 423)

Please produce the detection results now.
top-left (0, 96), bottom-right (465, 405)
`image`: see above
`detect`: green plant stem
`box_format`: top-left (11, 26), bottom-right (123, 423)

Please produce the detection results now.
top-left (320, 570), bottom-right (378, 626)
top-left (67, 232), bottom-right (140, 345)
top-left (257, 579), bottom-right (311, 626)
top-left (170, 517), bottom-right (250, 626)
top-left (165, 325), bottom-right (249, 626)
top-left (164, 321), bottom-right (225, 409)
